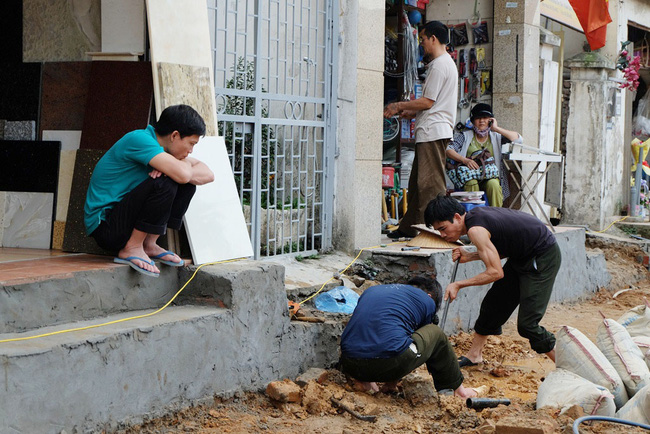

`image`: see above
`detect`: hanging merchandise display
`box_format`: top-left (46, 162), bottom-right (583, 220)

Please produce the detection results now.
top-left (402, 11), bottom-right (419, 100)
top-left (472, 21), bottom-right (490, 44)
top-left (452, 23), bottom-right (469, 47)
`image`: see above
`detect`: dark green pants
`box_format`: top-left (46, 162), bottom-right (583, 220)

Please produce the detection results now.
top-left (474, 242), bottom-right (561, 354)
top-left (340, 324), bottom-right (464, 391)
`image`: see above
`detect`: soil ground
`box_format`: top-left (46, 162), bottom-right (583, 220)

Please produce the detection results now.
top-left (121, 240), bottom-right (650, 434)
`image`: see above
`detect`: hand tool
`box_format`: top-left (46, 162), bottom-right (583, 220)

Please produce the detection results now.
top-left (439, 258), bottom-right (460, 329)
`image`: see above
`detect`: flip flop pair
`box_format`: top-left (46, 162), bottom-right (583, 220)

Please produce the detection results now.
top-left (151, 251), bottom-right (185, 267)
top-left (458, 356), bottom-right (480, 368)
top-left (114, 256), bottom-right (159, 278)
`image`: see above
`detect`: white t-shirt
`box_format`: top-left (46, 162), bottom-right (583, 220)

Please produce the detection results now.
top-left (414, 52), bottom-right (458, 143)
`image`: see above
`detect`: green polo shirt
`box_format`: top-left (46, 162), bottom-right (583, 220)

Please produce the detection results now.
top-left (84, 125), bottom-right (164, 235)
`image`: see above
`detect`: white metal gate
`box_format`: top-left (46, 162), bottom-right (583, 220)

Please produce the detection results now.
top-left (208, 0), bottom-right (338, 259)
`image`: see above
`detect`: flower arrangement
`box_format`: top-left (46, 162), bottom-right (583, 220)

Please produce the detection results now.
top-left (617, 41), bottom-right (641, 91)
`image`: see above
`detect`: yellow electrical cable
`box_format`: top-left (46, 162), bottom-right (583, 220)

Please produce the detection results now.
top-left (298, 241), bottom-right (405, 305)
top-left (588, 215), bottom-right (629, 234)
top-left (0, 257), bottom-right (245, 344)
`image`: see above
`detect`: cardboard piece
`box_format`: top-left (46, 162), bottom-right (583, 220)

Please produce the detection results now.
top-left (183, 136), bottom-right (253, 264)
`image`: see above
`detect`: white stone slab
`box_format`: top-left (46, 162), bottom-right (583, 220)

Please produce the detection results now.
top-left (1, 192), bottom-right (53, 249)
top-left (145, 0), bottom-right (217, 131)
top-left (42, 130), bottom-right (82, 151)
top-left (183, 136), bottom-right (253, 264)
top-left (101, 0), bottom-right (146, 53)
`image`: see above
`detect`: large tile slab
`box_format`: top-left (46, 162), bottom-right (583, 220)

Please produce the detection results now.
top-left (101, 0), bottom-right (146, 53)
top-left (80, 61), bottom-right (153, 150)
top-left (157, 63), bottom-right (217, 136)
top-left (40, 62), bottom-right (92, 134)
top-left (62, 149), bottom-right (112, 255)
top-left (0, 62), bottom-right (41, 121)
top-left (23, 0), bottom-right (100, 62)
top-left (42, 130), bottom-right (82, 151)
top-left (4, 121), bottom-right (36, 141)
top-left (1, 192), bottom-right (53, 249)
top-left (145, 0), bottom-right (216, 131)
top-left (55, 150), bottom-right (78, 221)
top-left (184, 136), bottom-right (253, 264)
top-left (0, 0), bottom-right (22, 62)
top-left (0, 140), bottom-right (60, 193)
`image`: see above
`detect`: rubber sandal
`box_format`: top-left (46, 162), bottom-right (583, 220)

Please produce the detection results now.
top-left (114, 256), bottom-right (159, 277)
top-left (458, 356), bottom-right (479, 368)
top-left (151, 250), bottom-right (185, 267)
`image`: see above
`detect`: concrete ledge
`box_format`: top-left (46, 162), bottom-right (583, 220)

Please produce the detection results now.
top-left (0, 261), bottom-right (343, 433)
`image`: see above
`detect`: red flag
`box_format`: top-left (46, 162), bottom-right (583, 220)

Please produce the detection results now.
top-left (568, 0), bottom-right (612, 50)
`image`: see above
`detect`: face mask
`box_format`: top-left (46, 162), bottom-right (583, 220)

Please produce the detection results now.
top-left (473, 124), bottom-right (490, 138)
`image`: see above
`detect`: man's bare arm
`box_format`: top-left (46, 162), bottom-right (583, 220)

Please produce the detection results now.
top-left (457, 227), bottom-right (504, 288)
top-left (185, 157), bottom-right (215, 185)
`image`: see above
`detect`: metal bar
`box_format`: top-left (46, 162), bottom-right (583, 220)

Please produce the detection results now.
top-left (440, 259), bottom-right (460, 330)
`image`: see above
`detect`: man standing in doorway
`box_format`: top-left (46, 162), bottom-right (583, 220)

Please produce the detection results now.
top-left (384, 21), bottom-right (458, 239)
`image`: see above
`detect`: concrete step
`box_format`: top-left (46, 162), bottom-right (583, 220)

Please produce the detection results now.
top-left (0, 262), bottom-right (185, 334)
top-left (0, 305), bottom-right (230, 433)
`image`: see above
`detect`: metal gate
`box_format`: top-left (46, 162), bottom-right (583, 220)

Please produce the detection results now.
top-left (208, 0), bottom-right (338, 259)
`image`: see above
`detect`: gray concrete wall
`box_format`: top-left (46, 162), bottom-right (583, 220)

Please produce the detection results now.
top-left (366, 227), bottom-right (609, 334)
top-left (0, 262), bottom-right (343, 433)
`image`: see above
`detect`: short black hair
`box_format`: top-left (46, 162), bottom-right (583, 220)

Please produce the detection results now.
top-left (408, 275), bottom-right (442, 314)
top-left (424, 194), bottom-right (465, 226)
top-left (421, 21), bottom-right (450, 45)
top-left (155, 104), bottom-right (206, 138)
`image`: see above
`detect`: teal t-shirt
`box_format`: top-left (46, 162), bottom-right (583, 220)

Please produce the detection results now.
top-left (84, 125), bottom-right (165, 235)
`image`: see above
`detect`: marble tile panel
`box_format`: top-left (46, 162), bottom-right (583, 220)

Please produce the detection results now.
top-left (80, 61), bottom-right (153, 150)
top-left (0, 140), bottom-right (60, 193)
top-left (157, 63), bottom-right (217, 136)
top-left (62, 149), bottom-right (112, 255)
top-left (0, 0), bottom-right (23, 62)
top-left (1, 192), bottom-right (53, 249)
top-left (40, 62), bottom-right (92, 134)
top-left (0, 120), bottom-right (5, 140)
top-left (52, 220), bottom-right (65, 250)
top-left (56, 150), bottom-right (77, 221)
top-left (145, 0), bottom-right (215, 127)
top-left (184, 136), bottom-right (253, 264)
top-left (23, 0), bottom-right (100, 62)
top-left (0, 62), bottom-right (41, 121)
top-left (101, 0), bottom-right (146, 53)
top-left (42, 131), bottom-right (82, 151)
top-left (4, 121), bottom-right (36, 141)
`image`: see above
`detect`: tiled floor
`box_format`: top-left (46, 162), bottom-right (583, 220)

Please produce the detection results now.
top-left (0, 248), bottom-right (119, 285)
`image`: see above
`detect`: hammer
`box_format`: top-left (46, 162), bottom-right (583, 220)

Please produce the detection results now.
top-left (439, 258), bottom-right (460, 330)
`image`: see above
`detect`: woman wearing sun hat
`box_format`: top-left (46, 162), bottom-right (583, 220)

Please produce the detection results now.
top-left (445, 103), bottom-right (522, 207)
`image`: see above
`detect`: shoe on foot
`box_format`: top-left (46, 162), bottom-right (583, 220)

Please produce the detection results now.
top-left (458, 356), bottom-right (479, 367)
top-left (151, 250), bottom-right (185, 267)
top-left (114, 256), bottom-right (159, 277)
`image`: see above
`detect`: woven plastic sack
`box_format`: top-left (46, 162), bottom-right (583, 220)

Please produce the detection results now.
top-left (597, 318), bottom-right (650, 397)
top-left (616, 383), bottom-right (650, 425)
top-left (537, 369), bottom-right (616, 417)
top-left (633, 336), bottom-right (650, 370)
top-left (617, 304), bottom-right (650, 338)
top-left (314, 286), bottom-right (359, 314)
top-left (556, 325), bottom-right (628, 408)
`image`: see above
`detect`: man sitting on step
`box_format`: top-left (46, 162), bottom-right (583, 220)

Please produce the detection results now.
top-left (84, 104), bottom-right (215, 277)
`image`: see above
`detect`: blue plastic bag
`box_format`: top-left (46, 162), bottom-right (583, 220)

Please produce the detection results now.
top-left (314, 286), bottom-right (359, 314)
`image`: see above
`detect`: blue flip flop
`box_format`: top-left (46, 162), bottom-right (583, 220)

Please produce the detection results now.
top-left (114, 256), bottom-right (160, 277)
top-left (151, 251), bottom-right (185, 267)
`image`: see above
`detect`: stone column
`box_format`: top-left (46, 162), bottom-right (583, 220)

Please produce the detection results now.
top-left (333, 0), bottom-right (384, 252)
top-left (563, 52), bottom-right (623, 230)
top-left (492, 0), bottom-right (540, 146)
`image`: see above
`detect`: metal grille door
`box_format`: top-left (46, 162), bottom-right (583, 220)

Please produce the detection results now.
top-left (208, 0), bottom-right (337, 258)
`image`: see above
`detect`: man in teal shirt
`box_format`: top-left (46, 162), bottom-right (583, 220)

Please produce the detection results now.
top-left (85, 104), bottom-right (215, 277)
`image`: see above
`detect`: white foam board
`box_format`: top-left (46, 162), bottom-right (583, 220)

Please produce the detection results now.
top-left (183, 136), bottom-right (253, 264)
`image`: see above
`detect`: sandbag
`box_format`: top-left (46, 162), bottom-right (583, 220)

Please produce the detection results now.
top-left (615, 383), bottom-right (650, 425)
top-left (556, 325), bottom-right (628, 408)
top-left (617, 304), bottom-right (650, 338)
top-left (537, 369), bottom-right (616, 417)
top-left (597, 318), bottom-right (650, 397)
top-left (633, 336), bottom-right (650, 370)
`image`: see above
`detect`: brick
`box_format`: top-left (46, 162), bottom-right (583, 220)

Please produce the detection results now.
top-left (295, 368), bottom-right (328, 387)
top-left (266, 379), bottom-right (302, 403)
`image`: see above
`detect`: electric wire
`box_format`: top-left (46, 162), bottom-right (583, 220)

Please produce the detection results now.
top-left (587, 215), bottom-right (629, 234)
top-left (0, 257), bottom-right (245, 344)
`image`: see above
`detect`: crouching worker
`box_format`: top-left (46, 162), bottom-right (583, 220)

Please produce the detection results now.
top-left (84, 104), bottom-right (215, 277)
top-left (339, 277), bottom-right (480, 398)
